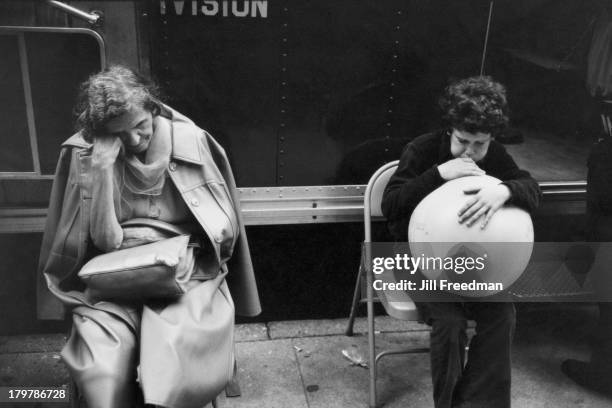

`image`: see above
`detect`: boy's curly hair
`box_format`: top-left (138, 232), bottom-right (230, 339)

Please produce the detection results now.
top-left (439, 76), bottom-right (509, 136)
top-left (74, 65), bottom-right (162, 142)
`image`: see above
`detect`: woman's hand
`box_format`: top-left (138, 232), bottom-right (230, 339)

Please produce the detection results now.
top-left (438, 157), bottom-right (485, 181)
top-left (92, 137), bottom-right (123, 169)
top-left (458, 183), bottom-right (512, 229)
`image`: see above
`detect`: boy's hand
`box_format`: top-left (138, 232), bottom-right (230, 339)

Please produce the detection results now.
top-left (458, 184), bottom-right (512, 229)
top-left (438, 157), bottom-right (485, 181)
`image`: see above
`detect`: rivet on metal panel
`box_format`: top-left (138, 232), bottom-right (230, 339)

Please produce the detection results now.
top-left (280, 136), bottom-right (285, 141)
top-left (142, 12), bottom-right (148, 17)
top-left (386, 123), bottom-right (391, 127)
top-left (397, 11), bottom-right (402, 15)
top-left (282, 53), bottom-right (287, 57)
top-left (389, 96), bottom-right (394, 100)
top-left (388, 109), bottom-right (393, 113)
top-left (280, 150), bottom-right (285, 154)
top-left (395, 26), bottom-right (400, 30)
top-left (392, 69), bottom-right (397, 73)
top-left (384, 148), bottom-right (389, 153)
top-left (282, 67), bottom-right (287, 72)
top-left (305, 187), bottom-right (309, 191)
top-left (283, 23), bottom-right (288, 27)
top-left (390, 82), bottom-right (395, 87)
top-left (252, 189), bottom-right (256, 193)
top-left (395, 40), bottom-right (400, 45)
top-left (281, 96), bottom-right (286, 100)
top-left (282, 82), bottom-right (286, 86)
top-left (393, 55), bottom-right (398, 58)
top-left (280, 123), bottom-right (285, 127)
top-left (281, 109), bottom-right (286, 113)
top-left (283, 38), bottom-right (288, 42)
top-left (266, 188), bottom-right (270, 192)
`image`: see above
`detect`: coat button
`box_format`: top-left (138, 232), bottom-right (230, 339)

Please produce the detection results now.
top-left (169, 162), bottom-right (177, 171)
top-left (191, 198), bottom-right (199, 207)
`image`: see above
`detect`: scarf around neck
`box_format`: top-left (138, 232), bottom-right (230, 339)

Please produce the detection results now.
top-left (120, 116), bottom-right (172, 196)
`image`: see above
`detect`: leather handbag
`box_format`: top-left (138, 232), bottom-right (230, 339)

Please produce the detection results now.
top-left (78, 219), bottom-right (197, 300)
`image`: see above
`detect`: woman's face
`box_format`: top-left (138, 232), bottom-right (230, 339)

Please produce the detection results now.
top-left (105, 106), bottom-right (154, 154)
top-left (449, 128), bottom-right (491, 162)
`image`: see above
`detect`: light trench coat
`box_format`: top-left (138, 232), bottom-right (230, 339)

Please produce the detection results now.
top-left (36, 106), bottom-right (261, 407)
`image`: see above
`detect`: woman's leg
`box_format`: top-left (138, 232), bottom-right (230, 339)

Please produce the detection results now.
top-left (61, 305), bottom-right (140, 408)
top-left (140, 274), bottom-right (234, 408)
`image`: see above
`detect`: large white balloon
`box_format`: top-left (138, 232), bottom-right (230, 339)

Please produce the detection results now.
top-left (408, 175), bottom-right (534, 297)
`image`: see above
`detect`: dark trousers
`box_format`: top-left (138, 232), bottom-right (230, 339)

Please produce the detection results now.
top-left (418, 302), bottom-right (515, 408)
top-left (591, 302), bottom-right (612, 369)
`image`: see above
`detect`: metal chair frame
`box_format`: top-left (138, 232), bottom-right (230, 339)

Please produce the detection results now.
top-left (601, 99), bottom-right (612, 139)
top-left (345, 160), bottom-right (429, 408)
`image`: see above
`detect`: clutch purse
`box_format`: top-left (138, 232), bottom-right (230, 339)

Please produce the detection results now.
top-left (79, 232), bottom-right (196, 301)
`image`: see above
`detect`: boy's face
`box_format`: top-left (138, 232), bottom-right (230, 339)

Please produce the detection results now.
top-left (450, 128), bottom-right (491, 162)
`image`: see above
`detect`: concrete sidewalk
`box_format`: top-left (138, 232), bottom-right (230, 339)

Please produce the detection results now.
top-left (1, 308), bottom-right (611, 407)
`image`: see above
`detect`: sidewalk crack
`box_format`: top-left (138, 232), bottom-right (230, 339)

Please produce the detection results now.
top-left (292, 339), bottom-right (311, 408)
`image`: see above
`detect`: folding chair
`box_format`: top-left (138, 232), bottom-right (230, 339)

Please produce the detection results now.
top-left (346, 160), bottom-right (429, 408)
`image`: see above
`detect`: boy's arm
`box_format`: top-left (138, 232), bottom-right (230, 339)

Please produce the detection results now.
top-left (495, 147), bottom-right (542, 214)
top-left (382, 144), bottom-right (445, 221)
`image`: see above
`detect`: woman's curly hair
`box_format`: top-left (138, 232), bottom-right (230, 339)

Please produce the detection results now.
top-left (439, 76), bottom-right (509, 136)
top-left (74, 65), bottom-right (162, 142)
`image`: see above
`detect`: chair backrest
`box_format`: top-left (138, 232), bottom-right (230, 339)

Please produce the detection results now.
top-left (363, 160), bottom-right (399, 243)
top-left (362, 160), bottom-right (421, 320)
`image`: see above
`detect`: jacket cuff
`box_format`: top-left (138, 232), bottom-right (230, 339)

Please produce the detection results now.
top-left (500, 181), bottom-right (517, 204)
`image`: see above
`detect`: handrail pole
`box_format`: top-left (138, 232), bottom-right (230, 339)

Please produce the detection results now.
top-left (46, 0), bottom-right (103, 26)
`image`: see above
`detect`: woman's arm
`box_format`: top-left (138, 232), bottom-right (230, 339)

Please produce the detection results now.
top-left (90, 138), bottom-right (123, 252)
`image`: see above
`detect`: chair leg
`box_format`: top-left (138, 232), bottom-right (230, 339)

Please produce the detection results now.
top-left (346, 264), bottom-right (364, 336)
top-left (367, 267), bottom-right (377, 408)
top-left (224, 359), bottom-right (241, 398)
top-left (211, 397), bottom-right (218, 408)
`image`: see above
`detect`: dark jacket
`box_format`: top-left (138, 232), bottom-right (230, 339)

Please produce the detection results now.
top-left (37, 106), bottom-right (261, 320)
top-left (382, 130), bottom-right (542, 240)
